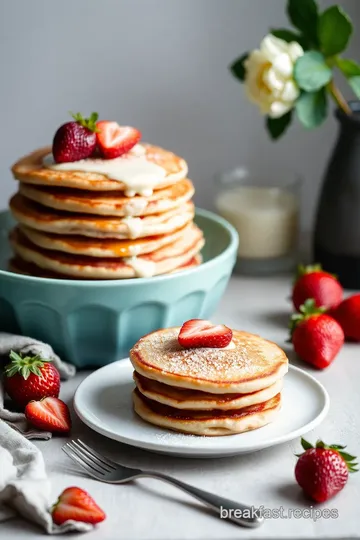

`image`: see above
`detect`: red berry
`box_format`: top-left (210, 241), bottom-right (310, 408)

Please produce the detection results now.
top-left (292, 264), bottom-right (343, 312)
top-left (332, 294), bottom-right (360, 341)
top-left (52, 112), bottom-right (99, 163)
top-left (96, 121), bottom-right (141, 159)
top-left (52, 486), bottom-right (106, 525)
top-left (290, 300), bottom-right (344, 369)
top-left (295, 438), bottom-right (358, 502)
top-left (25, 397), bottom-right (71, 433)
top-left (178, 319), bottom-right (233, 348)
top-left (4, 351), bottom-right (60, 408)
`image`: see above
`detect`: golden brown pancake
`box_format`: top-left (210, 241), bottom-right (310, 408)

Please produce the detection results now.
top-left (9, 255), bottom-right (202, 279)
top-left (18, 223), bottom-right (192, 258)
top-left (10, 194), bottom-right (194, 239)
top-left (12, 144), bottom-right (188, 192)
top-left (130, 328), bottom-right (288, 394)
top-left (133, 371), bottom-right (283, 410)
top-left (133, 389), bottom-right (282, 436)
top-left (19, 179), bottom-right (195, 217)
top-left (10, 226), bottom-right (204, 279)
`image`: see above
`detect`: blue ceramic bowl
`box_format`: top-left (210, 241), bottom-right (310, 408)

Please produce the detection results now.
top-left (0, 208), bottom-right (238, 368)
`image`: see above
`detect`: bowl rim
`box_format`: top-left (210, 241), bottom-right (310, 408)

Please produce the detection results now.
top-left (0, 207), bottom-right (239, 287)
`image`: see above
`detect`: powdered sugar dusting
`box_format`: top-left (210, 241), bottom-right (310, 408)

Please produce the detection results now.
top-left (134, 328), bottom-right (281, 382)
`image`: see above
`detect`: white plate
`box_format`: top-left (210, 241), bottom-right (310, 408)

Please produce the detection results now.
top-left (74, 359), bottom-right (329, 458)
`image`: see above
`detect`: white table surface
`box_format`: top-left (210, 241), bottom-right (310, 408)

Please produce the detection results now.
top-left (2, 275), bottom-right (360, 540)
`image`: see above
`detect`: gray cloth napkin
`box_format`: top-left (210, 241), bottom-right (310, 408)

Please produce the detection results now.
top-left (0, 420), bottom-right (93, 534)
top-left (0, 334), bottom-right (95, 533)
top-left (0, 332), bottom-right (75, 440)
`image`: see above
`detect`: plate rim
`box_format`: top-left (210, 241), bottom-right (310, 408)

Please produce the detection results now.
top-left (73, 359), bottom-right (330, 456)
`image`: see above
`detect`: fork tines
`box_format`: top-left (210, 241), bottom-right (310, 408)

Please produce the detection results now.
top-left (62, 439), bottom-right (117, 476)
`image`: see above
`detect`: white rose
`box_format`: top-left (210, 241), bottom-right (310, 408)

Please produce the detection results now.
top-left (244, 35), bottom-right (304, 118)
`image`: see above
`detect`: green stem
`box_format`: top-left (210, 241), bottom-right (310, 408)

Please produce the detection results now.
top-left (327, 80), bottom-right (351, 115)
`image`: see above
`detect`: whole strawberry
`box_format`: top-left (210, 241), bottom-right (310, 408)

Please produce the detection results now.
top-left (332, 294), bottom-right (360, 341)
top-left (290, 299), bottom-right (344, 369)
top-left (53, 112), bottom-right (99, 163)
top-left (4, 351), bottom-right (60, 408)
top-left (295, 438), bottom-right (358, 502)
top-left (292, 264), bottom-right (343, 312)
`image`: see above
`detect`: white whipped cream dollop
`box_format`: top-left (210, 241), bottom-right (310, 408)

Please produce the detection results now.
top-left (124, 256), bottom-right (156, 278)
top-left (43, 144), bottom-right (167, 198)
top-left (124, 216), bottom-right (144, 239)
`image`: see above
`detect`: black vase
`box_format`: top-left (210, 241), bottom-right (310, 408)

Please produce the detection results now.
top-left (314, 101), bottom-right (360, 289)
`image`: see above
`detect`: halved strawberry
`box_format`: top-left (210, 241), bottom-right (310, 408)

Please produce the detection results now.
top-left (178, 319), bottom-right (233, 348)
top-left (25, 396), bottom-right (71, 433)
top-left (52, 486), bottom-right (106, 525)
top-left (96, 121), bottom-right (141, 159)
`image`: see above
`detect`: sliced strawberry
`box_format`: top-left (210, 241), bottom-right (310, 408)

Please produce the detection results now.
top-left (178, 319), bottom-right (232, 348)
top-left (52, 486), bottom-right (106, 525)
top-left (25, 396), bottom-right (71, 433)
top-left (96, 121), bottom-right (141, 159)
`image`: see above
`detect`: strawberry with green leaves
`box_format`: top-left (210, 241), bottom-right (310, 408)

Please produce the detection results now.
top-left (4, 351), bottom-right (60, 408)
top-left (53, 112), bottom-right (99, 163)
top-left (292, 264), bottom-right (343, 312)
top-left (290, 299), bottom-right (344, 369)
top-left (295, 438), bottom-right (358, 502)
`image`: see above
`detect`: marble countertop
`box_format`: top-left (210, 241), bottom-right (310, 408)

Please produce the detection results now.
top-left (3, 274), bottom-right (360, 540)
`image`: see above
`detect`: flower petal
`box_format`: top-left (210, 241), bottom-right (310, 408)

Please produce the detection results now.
top-left (288, 42), bottom-right (304, 62)
top-left (272, 53), bottom-right (293, 78)
top-left (263, 67), bottom-right (284, 92)
top-left (281, 80), bottom-right (299, 102)
top-left (260, 35), bottom-right (287, 61)
top-left (269, 100), bottom-right (292, 118)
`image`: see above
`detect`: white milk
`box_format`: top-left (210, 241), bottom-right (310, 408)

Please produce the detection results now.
top-left (216, 186), bottom-right (298, 259)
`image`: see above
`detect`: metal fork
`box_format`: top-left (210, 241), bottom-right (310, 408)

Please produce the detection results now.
top-left (62, 439), bottom-right (263, 528)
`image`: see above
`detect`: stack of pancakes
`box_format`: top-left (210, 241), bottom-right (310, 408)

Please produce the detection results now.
top-left (130, 327), bottom-right (288, 436)
top-left (9, 144), bottom-right (204, 279)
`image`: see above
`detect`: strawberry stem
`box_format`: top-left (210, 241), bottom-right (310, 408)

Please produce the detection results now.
top-left (289, 299), bottom-right (326, 337)
top-left (70, 112), bottom-right (99, 133)
top-left (295, 264), bottom-right (322, 280)
top-left (5, 350), bottom-right (50, 380)
top-left (297, 438), bottom-right (359, 473)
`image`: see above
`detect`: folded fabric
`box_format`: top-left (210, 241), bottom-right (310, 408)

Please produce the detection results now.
top-left (0, 332), bottom-right (75, 439)
top-left (0, 420), bottom-right (93, 534)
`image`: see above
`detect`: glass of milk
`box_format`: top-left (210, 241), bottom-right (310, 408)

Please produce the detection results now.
top-left (215, 167), bottom-right (300, 274)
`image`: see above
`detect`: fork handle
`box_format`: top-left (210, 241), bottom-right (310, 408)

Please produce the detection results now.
top-left (137, 472), bottom-right (263, 528)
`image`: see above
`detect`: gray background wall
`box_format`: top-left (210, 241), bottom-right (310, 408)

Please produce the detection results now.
top-left (1, 0), bottom-right (359, 229)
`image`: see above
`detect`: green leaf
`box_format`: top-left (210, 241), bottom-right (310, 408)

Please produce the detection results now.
top-left (296, 88), bottom-right (328, 129)
top-left (348, 77), bottom-right (360, 99)
top-left (301, 438), bottom-right (313, 451)
top-left (318, 6), bottom-right (353, 57)
top-left (266, 111), bottom-right (292, 140)
top-left (294, 51), bottom-right (332, 92)
top-left (287, 0), bottom-right (319, 46)
top-left (336, 58), bottom-right (360, 78)
top-left (270, 28), bottom-right (309, 50)
top-left (229, 53), bottom-right (248, 82)
top-left (339, 452), bottom-right (357, 462)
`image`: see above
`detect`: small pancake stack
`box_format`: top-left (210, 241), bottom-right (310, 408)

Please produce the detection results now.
top-left (9, 118), bottom-right (204, 279)
top-left (130, 324), bottom-right (288, 436)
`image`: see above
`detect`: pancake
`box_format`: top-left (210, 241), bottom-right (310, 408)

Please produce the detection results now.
top-left (18, 223), bottom-right (192, 258)
top-left (133, 389), bottom-right (282, 436)
top-left (130, 328), bottom-right (288, 394)
top-left (19, 179), bottom-right (195, 217)
top-left (133, 371), bottom-right (283, 410)
top-left (12, 144), bottom-right (188, 192)
top-left (9, 255), bottom-right (202, 279)
top-left (10, 194), bottom-right (194, 239)
top-left (10, 226), bottom-right (204, 279)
